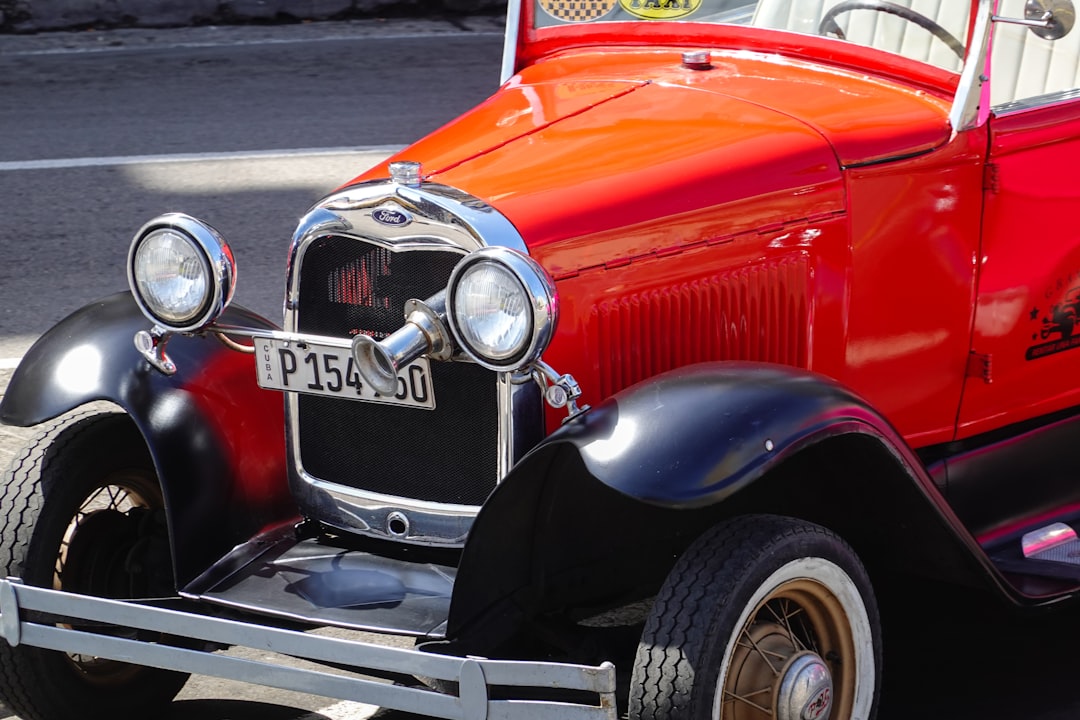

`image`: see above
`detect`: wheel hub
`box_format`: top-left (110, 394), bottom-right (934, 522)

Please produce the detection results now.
top-left (775, 652), bottom-right (833, 720)
top-left (724, 621), bottom-right (835, 720)
top-left (62, 508), bottom-right (142, 597)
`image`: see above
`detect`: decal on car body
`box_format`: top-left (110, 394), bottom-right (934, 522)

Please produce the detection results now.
top-left (538, 0), bottom-right (618, 22)
top-left (619, 0), bottom-right (702, 20)
top-left (1027, 284), bottom-right (1080, 360)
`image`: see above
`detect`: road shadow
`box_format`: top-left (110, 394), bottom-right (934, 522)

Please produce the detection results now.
top-left (878, 577), bottom-right (1080, 720)
top-left (167, 699), bottom-right (331, 720)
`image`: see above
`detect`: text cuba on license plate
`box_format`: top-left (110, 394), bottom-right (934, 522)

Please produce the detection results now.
top-left (255, 337), bottom-right (435, 410)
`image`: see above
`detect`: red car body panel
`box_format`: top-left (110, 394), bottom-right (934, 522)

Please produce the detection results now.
top-left (961, 101), bottom-right (1080, 438)
top-left (513, 16), bottom-right (966, 94)
top-left (351, 44), bottom-right (974, 443)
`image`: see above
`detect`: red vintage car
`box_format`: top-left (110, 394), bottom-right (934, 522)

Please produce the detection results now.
top-left (1, 1), bottom-right (1079, 719)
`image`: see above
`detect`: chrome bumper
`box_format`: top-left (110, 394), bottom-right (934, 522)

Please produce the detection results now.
top-left (0, 578), bottom-right (617, 720)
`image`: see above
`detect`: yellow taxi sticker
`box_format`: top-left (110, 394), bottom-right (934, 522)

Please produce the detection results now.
top-left (538, 0), bottom-right (618, 22)
top-left (619, 0), bottom-right (702, 20)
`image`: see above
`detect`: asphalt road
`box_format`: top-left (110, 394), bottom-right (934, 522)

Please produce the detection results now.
top-left (0, 18), bottom-right (500, 720)
top-left (0, 18), bottom-right (504, 361)
top-left (1, 16), bottom-right (1080, 720)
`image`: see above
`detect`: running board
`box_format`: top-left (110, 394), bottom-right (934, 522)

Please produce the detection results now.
top-left (0, 578), bottom-right (617, 720)
top-left (1021, 523), bottom-right (1080, 564)
top-left (989, 522), bottom-right (1080, 582)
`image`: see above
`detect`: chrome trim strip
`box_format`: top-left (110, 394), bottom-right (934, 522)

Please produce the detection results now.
top-left (283, 178), bottom-right (535, 547)
top-left (498, 375), bottom-right (515, 479)
top-left (950, 0), bottom-right (995, 133)
top-left (993, 86), bottom-right (1080, 113)
top-left (501, 0), bottom-right (521, 84)
top-left (313, 479), bottom-right (480, 544)
top-left (216, 327), bottom-right (354, 348)
top-left (499, 374), bottom-right (544, 479)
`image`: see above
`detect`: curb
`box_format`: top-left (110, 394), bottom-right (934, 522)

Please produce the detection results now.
top-left (0, 0), bottom-right (506, 33)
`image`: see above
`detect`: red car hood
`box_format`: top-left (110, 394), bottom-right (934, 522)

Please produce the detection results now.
top-left (353, 47), bottom-right (952, 269)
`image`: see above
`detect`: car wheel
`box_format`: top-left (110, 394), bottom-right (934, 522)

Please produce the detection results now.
top-left (629, 514), bottom-right (881, 720)
top-left (0, 409), bottom-right (189, 720)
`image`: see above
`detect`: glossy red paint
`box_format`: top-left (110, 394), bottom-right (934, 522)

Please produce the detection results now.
top-left (366, 77), bottom-right (647, 182)
top-left (960, 99), bottom-right (1080, 438)
top-left (430, 79), bottom-right (842, 250)
top-left (359, 46), bottom-right (954, 182)
top-left (185, 347), bottom-right (291, 514)
top-left (353, 41), bottom-right (970, 443)
top-left (514, 17), bottom-right (962, 96)
top-left (839, 129), bottom-right (986, 445)
top-left (541, 219), bottom-right (845, 432)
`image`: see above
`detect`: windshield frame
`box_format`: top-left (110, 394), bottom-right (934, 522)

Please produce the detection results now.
top-left (501, 1), bottom-right (982, 106)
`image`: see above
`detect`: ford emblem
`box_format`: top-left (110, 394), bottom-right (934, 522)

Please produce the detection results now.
top-left (372, 207), bottom-right (412, 228)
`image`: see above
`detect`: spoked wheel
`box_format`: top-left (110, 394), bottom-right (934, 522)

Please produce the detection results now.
top-left (0, 409), bottom-right (189, 720)
top-left (56, 471), bottom-right (168, 681)
top-left (718, 563), bottom-right (861, 718)
top-left (629, 515), bottom-right (881, 720)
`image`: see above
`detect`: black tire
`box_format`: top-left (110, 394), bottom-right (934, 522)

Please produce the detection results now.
top-left (0, 409), bottom-right (189, 720)
top-left (629, 515), bottom-right (881, 720)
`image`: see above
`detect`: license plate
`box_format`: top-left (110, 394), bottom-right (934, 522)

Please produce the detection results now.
top-left (255, 337), bottom-right (436, 410)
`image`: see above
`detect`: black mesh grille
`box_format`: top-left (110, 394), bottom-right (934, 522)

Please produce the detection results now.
top-left (296, 236), bottom-right (498, 506)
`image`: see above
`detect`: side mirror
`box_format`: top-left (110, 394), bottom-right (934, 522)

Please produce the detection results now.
top-left (994, 0), bottom-right (1076, 41)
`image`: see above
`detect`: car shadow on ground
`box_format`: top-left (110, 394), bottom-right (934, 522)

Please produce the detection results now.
top-left (166, 700), bottom-right (331, 720)
top-left (878, 577), bottom-right (1080, 719)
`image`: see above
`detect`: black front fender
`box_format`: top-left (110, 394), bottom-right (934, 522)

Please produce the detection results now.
top-left (544, 361), bottom-right (902, 508)
top-left (0, 293), bottom-right (295, 587)
top-left (448, 363), bottom-right (1002, 643)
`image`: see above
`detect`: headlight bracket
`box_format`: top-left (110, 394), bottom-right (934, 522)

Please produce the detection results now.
top-left (133, 326), bottom-right (177, 376)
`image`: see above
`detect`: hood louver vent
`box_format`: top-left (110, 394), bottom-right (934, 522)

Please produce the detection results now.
top-left (595, 257), bottom-right (810, 398)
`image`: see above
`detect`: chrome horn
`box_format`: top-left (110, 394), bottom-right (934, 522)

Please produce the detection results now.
top-left (351, 291), bottom-right (453, 395)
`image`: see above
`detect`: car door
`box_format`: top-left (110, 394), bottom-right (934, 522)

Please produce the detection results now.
top-left (958, 8), bottom-right (1080, 440)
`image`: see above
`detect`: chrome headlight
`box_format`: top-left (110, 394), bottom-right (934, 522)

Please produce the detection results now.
top-left (127, 213), bottom-right (236, 333)
top-left (447, 246), bottom-right (558, 371)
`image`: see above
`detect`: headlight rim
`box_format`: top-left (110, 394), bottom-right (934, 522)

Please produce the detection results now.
top-left (446, 246), bottom-right (558, 372)
top-left (127, 213), bottom-right (236, 334)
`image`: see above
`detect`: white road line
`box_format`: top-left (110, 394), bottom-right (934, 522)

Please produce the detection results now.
top-left (0, 146), bottom-right (404, 172)
top-left (0, 144), bottom-right (403, 370)
top-left (3, 31), bottom-right (502, 57)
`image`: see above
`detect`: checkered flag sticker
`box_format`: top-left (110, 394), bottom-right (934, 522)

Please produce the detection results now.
top-left (538, 0), bottom-right (618, 22)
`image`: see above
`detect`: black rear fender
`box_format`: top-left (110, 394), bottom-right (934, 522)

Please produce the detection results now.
top-left (448, 363), bottom-right (1009, 645)
top-left (0, 292), bottom-right (295, 588)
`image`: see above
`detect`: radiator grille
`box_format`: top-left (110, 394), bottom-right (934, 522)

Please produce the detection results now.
top-left (596, 257), bottom-right (810, 397)
top-left (296, 237), bottom-right (498, 506)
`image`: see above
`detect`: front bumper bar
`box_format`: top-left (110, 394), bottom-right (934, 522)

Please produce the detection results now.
top-left (0, 578), bottom-right (617, 720)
